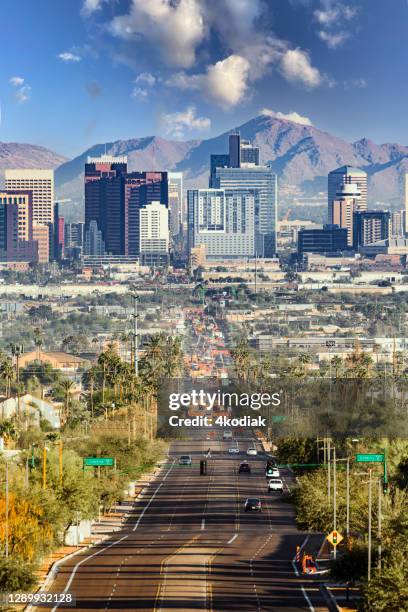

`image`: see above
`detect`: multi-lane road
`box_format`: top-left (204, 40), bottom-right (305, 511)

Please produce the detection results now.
top-left (36, 432), bottom-right (330, 611)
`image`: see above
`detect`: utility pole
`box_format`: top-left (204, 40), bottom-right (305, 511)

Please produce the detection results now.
top-left (346, 457), bottom-right (350, 540)
top-left (59, 438), bottom-right (63, 486)
top-left (5, 461), bottom-right (9, 558)
top-left (333, 446), bottom-right (337, 559)
top-left (132, 294), bottom-right (139, 377)
top-left (378, 477), bottom-right (382, 572)
top-left (42, 446), bottom-right (48, 490)
top-left (327, 438), bottom-right (331, 504)
top-left (368, 469), bottom-right (372, 582)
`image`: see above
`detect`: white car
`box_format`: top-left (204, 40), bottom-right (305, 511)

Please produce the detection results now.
top-left (228, 447), bottom-right (240, 454)
top-left (246, 447), bottom-right (258, 456)
top-left (268, 478), bottom-right (283, 492)
top-left (266, 467), bottom-right (280, 479)
top-left (179, 455), bottom-right (192, 466)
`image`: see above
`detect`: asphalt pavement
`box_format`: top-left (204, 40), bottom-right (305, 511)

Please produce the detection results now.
top-left (34, 430), bottom-right (330, 612)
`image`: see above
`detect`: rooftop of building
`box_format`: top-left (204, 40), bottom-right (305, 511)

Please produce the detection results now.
top-left (330, 165), bottom-right (367, 175)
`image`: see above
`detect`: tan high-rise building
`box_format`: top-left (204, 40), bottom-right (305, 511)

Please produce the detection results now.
top-left (5, 169), bottom-right (54, 225)
top-left (33, 224), bottom-right (50, 263)
top-left (330, 182), bottom-right (361, 246)
top-left (328, 166), bottom-right (367, 224)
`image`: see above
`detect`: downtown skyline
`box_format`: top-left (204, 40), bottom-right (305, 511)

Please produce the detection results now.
top-left (1, 0), bottom-right (408, 157)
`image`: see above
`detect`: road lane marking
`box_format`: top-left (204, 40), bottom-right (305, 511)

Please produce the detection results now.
top-left (227, 533), bottom-right (238, 544)
top-left (300, 585), bottom-right (315, 611)
top-left (50, 534), bottom-right (129, 612)
top-left (291, 535), bottom-right (315, 612)
top-left (133, 459), bottom-right (176, 531)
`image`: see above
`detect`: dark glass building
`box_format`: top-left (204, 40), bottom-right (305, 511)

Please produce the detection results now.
top-left (298, 224), bottom-right (349, 257)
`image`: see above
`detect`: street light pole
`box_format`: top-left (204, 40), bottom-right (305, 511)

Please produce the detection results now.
top-left (346, 457), bottom-right (350, 540)
top-left (333, 446), bottom-right (337, 559)
top-left (378, 477), bottom-right (382, 572)
top-left (5, 461), bottom-right (9, 558)
top-left (42, 446), bottom-right (47, 490)
top-left (327, 438), bottom-right (331, 504)
top-left (133, 294), bottom-right (139, 378)
top-left (368, 469), bottom-right (372, 582)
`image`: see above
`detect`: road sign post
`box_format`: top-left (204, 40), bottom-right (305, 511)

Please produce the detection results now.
top-left (83, 457), bottom-right (115, 467)
top-left (355, 453), bottom-right (384, 463)
top-left (327, 529), bottom-right (343, 557)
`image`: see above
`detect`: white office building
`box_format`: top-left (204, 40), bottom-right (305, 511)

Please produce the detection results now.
top-left (188, 189), bottom-right (256, 259)
top-left (213, 166), bottom-right (277, 256)
top-left (139, 201), bottom-right (169, 265)
top-left (5, 168), bottom-right (55, 225)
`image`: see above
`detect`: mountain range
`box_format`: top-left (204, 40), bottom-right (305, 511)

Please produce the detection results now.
top-left (1, 114), bottom-right (408, 222)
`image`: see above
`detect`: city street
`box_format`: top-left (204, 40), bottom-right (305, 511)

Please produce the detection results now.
top-left (37, 431), bottom-right (330, 612)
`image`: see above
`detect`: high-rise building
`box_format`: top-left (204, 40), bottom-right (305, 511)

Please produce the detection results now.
top-left (139, 201), bottom-right (169, 265)
top-left (405, 173), bottom-right (408, 235)
top-left (168, 172), bottom-right (183, 237)
top-left (5, 169), bottom-right (54, 225)
top-left (0, 190), bottom-right (38, 262)
top-left (85, 156), bottom-right (127, 255)
top-left (51, 203), bottom-right (64, 261)
top-left (124, 172), bottom-right (168, 256)
top-left (298, 225), bottom-right (349, 258)
top-left (85, 157), bottom-right (168, 257)
top-left (391, 210), bottom-right (405, 238)
top-left (209, 132), bottom-right (259, 186)
top-left (331, 182), bottom-right (362, 245)
top-left (84, 220), bottom-right (105, 256)
top-left (65, 222), bottom-right (85, 249)
top-left (213, 166), bottom-right (277, 256)
top-left (33, 224), bottom-right (50, 263)
top-left (328, 166), bottom-right (367, 223)
top-left (187, 188), bottom-right (256, 259)
top-left (353, 211), bottom-right (390, 249)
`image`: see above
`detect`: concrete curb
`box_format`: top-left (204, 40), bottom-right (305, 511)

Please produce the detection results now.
top-left (319, 583), bottom-right (342, 612)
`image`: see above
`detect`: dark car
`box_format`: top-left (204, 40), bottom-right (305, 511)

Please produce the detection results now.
top-left (244, 497), bottom-right (262, 512)
top-left (238, 461), bottom-right (251, 474)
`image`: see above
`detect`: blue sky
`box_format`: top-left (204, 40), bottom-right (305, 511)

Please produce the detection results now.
top-left (1, 0), bottom-right (408, 157)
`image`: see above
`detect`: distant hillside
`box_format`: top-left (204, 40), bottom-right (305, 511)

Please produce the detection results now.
top-left (5, 114), bottom-right (408, 223)
top-left (0, 142), bottom-right (66, 171)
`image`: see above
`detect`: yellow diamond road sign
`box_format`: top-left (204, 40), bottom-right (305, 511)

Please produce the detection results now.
top-left (327, 530), bottom-right (344, 546)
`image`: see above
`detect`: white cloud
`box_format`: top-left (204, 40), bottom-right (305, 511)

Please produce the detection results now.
top-left (135, 72), bottom-right (156, 87)
top-left (280, 49), bottom-right (322, 87)
top-left (9, 76), bottom-right (31, 103)
top-left (110, 0), bottom-right (205, 68)
top-left (167, 54), bottom-right (251, 109)
top-left (81, 0), bottom-right (104, 17)
top-left (314, 2), bottom-right (357, 48)
top-left (314, 2), bottom-right (357, 26)
top-left (132, 73), bottom-right (157, 101)
top-left (344, 77), bottom-right (368, 89)
top-left (132, 87), bottom-right (148, 101)
top-left (318, 30), bottom-right (349, 49)
top-left (58, 52), bottom-right (82, 62)
top-left (160, 106), bottom-right (211, 139)
top-left (260, 108), bottom-right (313, 126)
top-left (9, 76), bottom-right (24, 86)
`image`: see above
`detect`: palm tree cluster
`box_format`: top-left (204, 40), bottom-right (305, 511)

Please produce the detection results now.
top-left (82, 334), bottom-right (184, 418)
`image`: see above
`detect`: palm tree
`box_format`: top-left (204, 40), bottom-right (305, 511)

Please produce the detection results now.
top-left (60, 379), bottom-right (75, 421)
top-left (33, 327), bottom-right (43, 360)
top-left (0, 419), bottom-right (18, 448)
top-left (0, 359), bottom-right (15, 398)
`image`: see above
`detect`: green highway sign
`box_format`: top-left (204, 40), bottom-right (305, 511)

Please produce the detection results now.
top-left (355, 453), bottom-right (384, 463)
top-left (272, 416), bottom-right (286, 423)
top-left (84, 457), bottom-right (114, 467)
